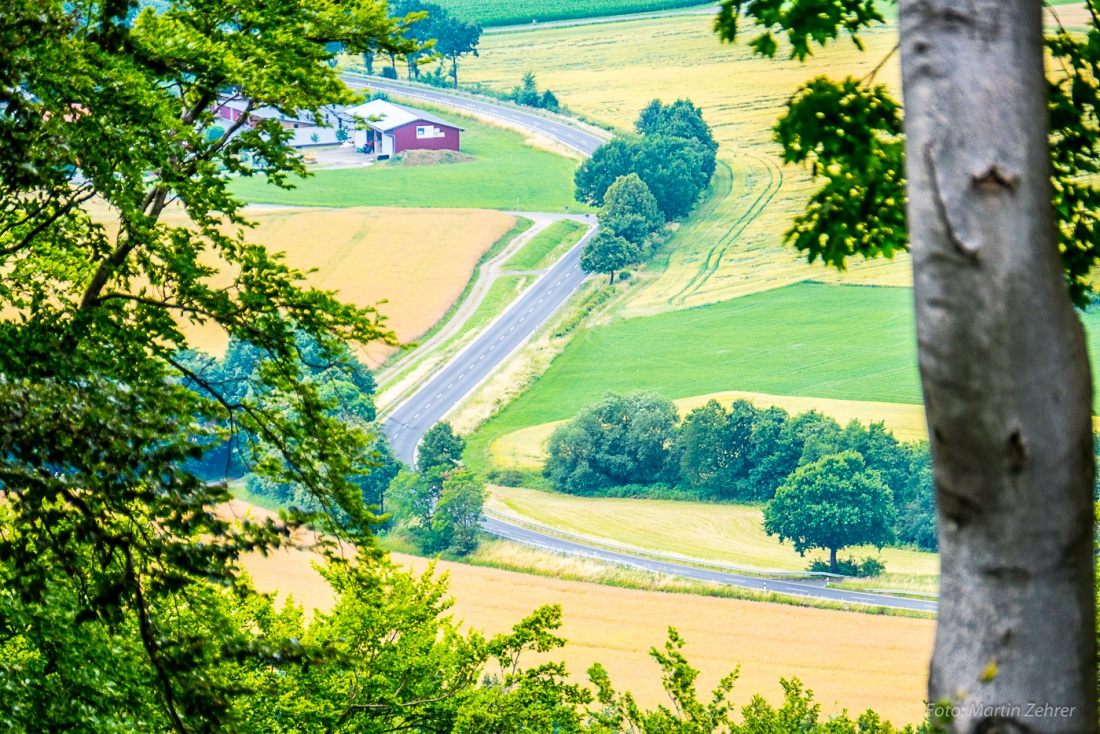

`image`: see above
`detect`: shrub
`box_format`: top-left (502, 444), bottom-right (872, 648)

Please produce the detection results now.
top-left (807, 555), bottom-right (886, 577)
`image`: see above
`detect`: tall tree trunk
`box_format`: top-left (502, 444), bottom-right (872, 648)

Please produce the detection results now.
top-left (829, 547), bottom-right (837, 575)
top-left (899, 1), bottom-right (1096, 731)
top-left (362, 51), bottom-right (374, 75)
top-left (451, 55), bottom-right (459, 88)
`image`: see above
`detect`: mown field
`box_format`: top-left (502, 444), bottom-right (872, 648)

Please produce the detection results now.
top-left (436, 0), bottom-right (711, 27)
top-left (490, 392), bottom-right (930, 470)
top-left (462, 15), bottom-right (912, 314)
top-left (230, 109), bottom-right (586, 212)
top-left (180, 207), bottom-right (516, 364)
top-left (504, 219), bottom-right (587, 271)
top-left (486, 486), bottom-right (939, 576)
top-left (236, 506), bottom-right (933, 725)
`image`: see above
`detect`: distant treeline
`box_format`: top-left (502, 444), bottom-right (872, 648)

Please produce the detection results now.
top-left (542, 392), bottom-right (939, 552)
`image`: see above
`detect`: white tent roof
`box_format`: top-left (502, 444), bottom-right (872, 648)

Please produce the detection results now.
top-left (346, 99), bottom-right (461, 132)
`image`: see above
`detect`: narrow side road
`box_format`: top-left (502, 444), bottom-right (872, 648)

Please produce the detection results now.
top-left (483, 516), bottom-right (938, 614)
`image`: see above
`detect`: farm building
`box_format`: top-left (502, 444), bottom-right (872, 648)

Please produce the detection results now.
top-left (346, 100), bottom-right (463, 157)
top-left (213, 97), bottom-right (354, 147)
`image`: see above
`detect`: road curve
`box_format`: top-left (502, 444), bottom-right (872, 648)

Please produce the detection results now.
top-left (484, 516), bottom-right (938, 613)
top-left (341, 75), bottom-right (607, 156)
top-left (384, 230), bottom-right (595, 463)
top-left (355, 78), bottom-right (934, 613)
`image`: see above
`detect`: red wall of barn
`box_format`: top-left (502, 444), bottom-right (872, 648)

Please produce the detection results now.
top-left (391, 121), bottom-right (461, 153)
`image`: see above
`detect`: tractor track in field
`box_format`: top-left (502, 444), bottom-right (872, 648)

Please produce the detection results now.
top-left (666, 150), bottom-right (783, 307)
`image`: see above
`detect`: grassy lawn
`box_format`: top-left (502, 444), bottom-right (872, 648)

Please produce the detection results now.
top-left (486, 485), bottom-right (939, 576)
top-left (436, 0), bottom-right (711, 26)
top-left (504, 220), bottom-right (587, 271)
top-left (230, 110), bottom-right (587, 212)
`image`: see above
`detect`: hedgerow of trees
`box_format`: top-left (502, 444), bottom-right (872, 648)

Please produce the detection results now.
top-left (575, 99), bottom-right (718, 220)
top-left (543, 393), bottom-right (939, 553)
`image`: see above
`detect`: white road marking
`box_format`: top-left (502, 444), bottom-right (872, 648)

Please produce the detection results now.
top-left (489, 345), bottom-right (495, 351)
top-left (447, 383), bottom-right (453, 389)
top-left (509, 326), bottom-right (515, 331)
top-left (538, 298), bottom-right (544, 303)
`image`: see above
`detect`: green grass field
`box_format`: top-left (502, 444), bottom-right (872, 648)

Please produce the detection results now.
top-left (487, 486), bottom-right (939, 576)
top-left (436, 0), bottom-right (711, 26)
top-left (479, 282), bottom-right (922, 432)
top-left (504, 220), bottom-right (586, 271)
top-left (230, 110), bottom-right (586, 212)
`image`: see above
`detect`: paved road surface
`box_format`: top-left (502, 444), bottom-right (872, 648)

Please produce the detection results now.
top-left (341, 76), bottom-right (606, 156)
top-left (484, 516), bottom-right (938, 613)
top-left (354, 78), bottom-right (935, 613)
top-left (383, 230), bottom-right (596, 464)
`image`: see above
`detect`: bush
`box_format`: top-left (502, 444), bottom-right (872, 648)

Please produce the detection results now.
top-left (807, 555), bottom-right (886, 577)
top-left (381, 65), bottom-right (398, 79)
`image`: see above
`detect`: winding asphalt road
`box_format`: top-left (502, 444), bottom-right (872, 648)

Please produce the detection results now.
top-left (485, 516), bottom-right (938, 613)
top-left (354, 78), bottom-right (936, 613)
top-left (383, 230), bottom-right (595, 463)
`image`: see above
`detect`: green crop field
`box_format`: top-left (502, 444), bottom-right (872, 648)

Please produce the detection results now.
top-left (436, 0), bottom-right (711, 27)
top-left (504, 220), bottom-right (586, 271)
top-left (230, 110), bottom-right (587, 212)
top-left (476, 283), bottom-right (922, 435)
top-left (487, 486), bottom-right (939, 576)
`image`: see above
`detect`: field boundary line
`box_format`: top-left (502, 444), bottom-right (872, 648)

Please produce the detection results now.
top-left (482, 508), bottom-right (846, 581)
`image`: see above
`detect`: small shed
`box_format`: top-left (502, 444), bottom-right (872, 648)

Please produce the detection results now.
top-left (346, 99), bottom-right (463, 157)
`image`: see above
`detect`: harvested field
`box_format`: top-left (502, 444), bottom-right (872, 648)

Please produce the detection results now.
top-left (235, 505), bottom-right (933, 725)
top-left (180, 206), bottom-right (516, 364)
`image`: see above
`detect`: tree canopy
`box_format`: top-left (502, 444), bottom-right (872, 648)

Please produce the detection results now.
top-left (0, 0), bottom-right (419, 727)
top-left (600, 173), bottom-right (665, 246)
top-left (580, 230), bottom-right (641, 284)
top-left (544, 392), bottom-right (678, 494)
top-left (763, 451), bottom-right (896, 573)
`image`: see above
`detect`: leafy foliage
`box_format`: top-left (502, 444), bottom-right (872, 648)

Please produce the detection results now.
top-left (600, 173), bottom-right (665, 247)
top-left (715, 0), bottom-right (1100, 307)
top-left (0, 0), bottom-right (419, 727)
top-left (544, 392), bottom-right (679, 495)
top-left (764, 452), bottom-right (896, 572)
top-left (581, 230), bottom-right (642, 284)
top-left (575, 99), bottom-right (717, 220)
top-left (418, 421), bottom-right (467, 474)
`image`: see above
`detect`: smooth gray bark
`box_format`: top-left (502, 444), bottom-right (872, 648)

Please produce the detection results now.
top-left (899, 1), bottom-right (1097, 731)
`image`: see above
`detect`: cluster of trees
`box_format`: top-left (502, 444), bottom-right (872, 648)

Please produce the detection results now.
top-left (387, 423), bottom-right (486, 555)
top-left (181, 336), bottom-right (402, 516)
top-left (575, 99), bottom-right (718, 220)
top-left (363, 0), bottom-right (482, 87)
top-left (508, 71), bottom-right (561, 111)
top-left (543, 393), bottom-right (937, 553)
top-left (581, 173), bottom-right (666, 283)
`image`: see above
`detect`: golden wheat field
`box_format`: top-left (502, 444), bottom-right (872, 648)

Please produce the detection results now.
top-left (151, 206), bottom-right (516, 364)
top-left (491, 391), bottom-right (931, 471)
top-left (232, 507), bottom-right (933, 725)
top-left (463, 16), bottom-right (911, 314)
top-left (486, 486), bottom-right (940, 576)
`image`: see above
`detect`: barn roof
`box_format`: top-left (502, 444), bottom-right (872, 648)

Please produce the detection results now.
top-left (346, 99), bottom-right (463, 132)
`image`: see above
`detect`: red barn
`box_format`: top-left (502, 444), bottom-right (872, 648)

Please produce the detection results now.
top-left (347, 99), bottom-right (463, 157)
